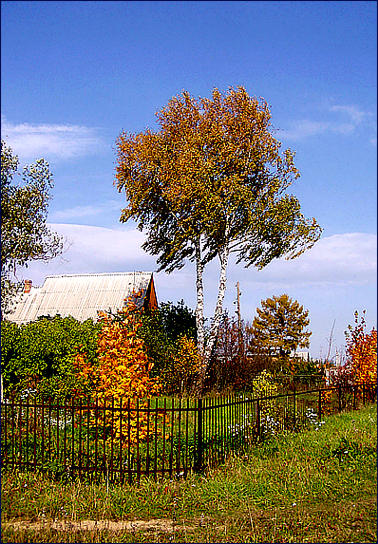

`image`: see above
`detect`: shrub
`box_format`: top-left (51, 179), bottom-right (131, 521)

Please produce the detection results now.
top-left (252, 370), bottom-right (278, 420)
top-left (345, 311), bottom-right (377, 388)
top-left (1, 316), bottom-right (100, 398)
top-left (73, 298), bottom-right (161, 448)
top-left (137, 300), bottom-right (197, 393)
top-left (161, 335), bottom-right (201, 395)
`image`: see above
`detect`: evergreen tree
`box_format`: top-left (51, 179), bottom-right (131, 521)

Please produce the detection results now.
top-left (249, 294), bottom-right (311, 364)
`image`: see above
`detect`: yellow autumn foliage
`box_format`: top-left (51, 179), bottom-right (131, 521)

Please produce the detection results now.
top-left (162, 335), bottom-right (201, 395)
top-left (73, 294), bottom-right (161, 448)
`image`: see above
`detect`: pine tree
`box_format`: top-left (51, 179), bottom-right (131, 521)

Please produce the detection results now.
top-left (248, 294), bottom-right (311, 368)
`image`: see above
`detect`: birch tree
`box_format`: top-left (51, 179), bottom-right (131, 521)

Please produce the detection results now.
top-left (115, 87), bottom-right (322, 391)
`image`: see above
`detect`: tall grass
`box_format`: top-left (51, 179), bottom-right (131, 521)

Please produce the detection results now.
top-left (2, 404), bottom-right (376, 543)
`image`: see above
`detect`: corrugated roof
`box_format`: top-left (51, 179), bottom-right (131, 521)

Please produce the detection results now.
top-left (6, 272), bottom-right (154, 324)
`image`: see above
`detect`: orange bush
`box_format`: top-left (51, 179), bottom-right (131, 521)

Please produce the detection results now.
top-left (320, 389), bottom-right (332, 415)
top-left (345, 311), bottom-right (377, 388)
top-left (73, 293), bottom-right (161, 448)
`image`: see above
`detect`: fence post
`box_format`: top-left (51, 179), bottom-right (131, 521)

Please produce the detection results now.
top-left (318, 389), bottom-right (322, 421)
top-left (293, 388), bottom-right (296, 428)
top-left (256, 398), bottom-right (260, 439)
top-left (362, 383), bottom-right (366, 406)
top-left (194, 398), bottom-right (203, 472)
top-left (338, 384), bottom-right (342, 412)
top-left (353, 386), bottom-right (356, 410)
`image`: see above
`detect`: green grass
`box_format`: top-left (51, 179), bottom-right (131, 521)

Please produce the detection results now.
top-left (1, 404), bottom-right (376, 543)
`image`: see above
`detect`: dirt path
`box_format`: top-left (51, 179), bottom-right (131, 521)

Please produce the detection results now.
top-left (3, 518), bottom-right (195, 533)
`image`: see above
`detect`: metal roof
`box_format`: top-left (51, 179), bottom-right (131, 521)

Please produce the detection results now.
top-left (6, 272), bottom-right (154, 324)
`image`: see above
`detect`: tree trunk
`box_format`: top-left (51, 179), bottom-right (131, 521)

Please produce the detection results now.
top-left (204, 246), bottom-right (230, 362)
top-left (196, 245), bottom-right (230, 393)
top-left (195, 237), bottom-right (205, 358)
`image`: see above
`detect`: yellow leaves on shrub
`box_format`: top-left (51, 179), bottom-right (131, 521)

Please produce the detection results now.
top-left (346, 312), bottom-right (377, 388)
top-left (252, 370), bottom-right (278, 419)
top-left (320, 389), bottom-right (332, 415)
top-left (162, 335), bottom-right (201, 394)
top-left (73, 293), bottom-right (161, 448)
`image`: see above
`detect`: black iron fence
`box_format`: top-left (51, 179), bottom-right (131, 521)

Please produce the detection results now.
top-left (1, 384), bottom-right (375, 483)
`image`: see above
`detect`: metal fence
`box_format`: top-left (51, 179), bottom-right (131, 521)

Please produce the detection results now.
top-left (1, 383), bottom-right (375, 483)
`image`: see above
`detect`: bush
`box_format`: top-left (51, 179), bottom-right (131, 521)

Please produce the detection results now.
top-left (252, 370), bottom-right (279, 421)
top-left (137, 300), bottom-right (197, 393)
top-left (345, 311), bottom-right (377, 387)
top-left (73, 303), bottom-right (161, 448)
top-left (160, 335), bottom-right (201, 395)
top-left (1, 315), bottom-right (100, 398)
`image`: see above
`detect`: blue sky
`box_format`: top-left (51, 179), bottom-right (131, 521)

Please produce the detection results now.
top-left (1, 1), bottom-right (376, 359)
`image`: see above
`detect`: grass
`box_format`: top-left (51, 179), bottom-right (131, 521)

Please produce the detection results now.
top-left (1, 403), bottom-right (376, 543)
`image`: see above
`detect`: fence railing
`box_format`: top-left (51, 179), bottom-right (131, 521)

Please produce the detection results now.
top-left (1, 383), bottom-right (375, 483)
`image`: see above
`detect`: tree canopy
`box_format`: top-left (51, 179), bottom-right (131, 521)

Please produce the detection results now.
top-left (115, 87), bottom-right (322, 390)
top-left (1, 140), bottom-right (63, 317)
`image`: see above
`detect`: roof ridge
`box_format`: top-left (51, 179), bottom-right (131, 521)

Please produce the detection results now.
top-left (44, 271), bottom-right (154, 279)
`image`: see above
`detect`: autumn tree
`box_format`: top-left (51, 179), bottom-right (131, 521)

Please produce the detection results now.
top-left (115, 87), bottom-right (322, 391)
top-left (1, 140), bottom-right (63, 317)
top-left (345, 311), bottom-right (377, 388)
top-left (248, 294), bottom-right (311, 369)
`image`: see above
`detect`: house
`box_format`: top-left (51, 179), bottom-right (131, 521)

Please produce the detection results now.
top-left (6, 271), bottom-right (158, 325)
top-left (291, 350), bottom-right (311, 362)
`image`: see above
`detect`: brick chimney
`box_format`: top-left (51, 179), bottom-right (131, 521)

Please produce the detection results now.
top-left (24, 279), bottom-right (32, 293)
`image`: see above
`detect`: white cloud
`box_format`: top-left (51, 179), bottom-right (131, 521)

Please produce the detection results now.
top-left (51, 224), bottom-right (154, 271)
top-left (234, 233), bottom-right (376, 288)
top-left (329, 104), bottom-right (367, 125)
top-left (282, 119), bottom-right (355, 141)
top-left (19, 225), bottom-right (376, 293)
top-left (281, 103), bottom-right (374, 142)
top-left (281, 120), bottom-right (329, 140)
top-left (1, 117), bottom-right (103, 160)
